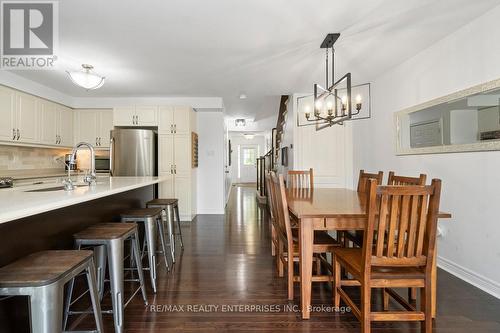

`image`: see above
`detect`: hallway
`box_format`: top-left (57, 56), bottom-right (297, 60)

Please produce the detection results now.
top-left (79, 185), bottom-right (500, 332)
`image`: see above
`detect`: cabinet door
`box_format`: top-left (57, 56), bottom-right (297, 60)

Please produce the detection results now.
top-left (158, 106), bottom-right (174, 134)
top-left (113, 107), bottom-right (135, 126)
top-left (173, 134), bottom-right (191, 176)
top-left (58, 106), bottom-right (74, 147)
top-left (0, 86), bottom-right (16, 141)
top-left (173, 106), bottom-right (190, 135)
top-left (174, 176), bottom-right (191, 220)
top-left (136, 106), bottom-right (158, 126)
top-left (159, 172), bottom-right (175, 198)
top-left (16, 92), bottom-right (38, 143)
top-left (158, 134), bottom-right (174, 174)
top-left (75, 110), bottom-right (99, 145)
top-left (98, 110), bottom-right (113, 147)
top-left (39, 101), bottom-right (58, 145)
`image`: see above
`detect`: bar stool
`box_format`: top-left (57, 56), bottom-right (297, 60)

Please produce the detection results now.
top-left (146, 198), bottom-right (184, 263)
top-left (120, 207), bottom-right (170, 293)
top-left (65, 223), bottom-right (147, 333)
top-left (0, 250), bottom-right (103, 333)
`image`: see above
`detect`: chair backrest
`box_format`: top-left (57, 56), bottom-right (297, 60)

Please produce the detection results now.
top-left (287, 168), bottom-right (314, 189)
top-left (357, 169), bottom-right (384, 193)
top-left (387, 171), bottom-right (427, 186)
top-left (265, 172), bottom-right (276, 221)
top-left (271, 172), bottom-right (293, 248)
top-left (362, 178), bottom-right (442, 272)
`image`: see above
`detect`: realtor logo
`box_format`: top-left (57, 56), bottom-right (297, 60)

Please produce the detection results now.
top-left (1, 1), bottom-right (58, 69)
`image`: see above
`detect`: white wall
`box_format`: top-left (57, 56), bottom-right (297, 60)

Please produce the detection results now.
top-left (353, 4), bottom-right (500, 298)
top-left (196, 112), bottom-right (225, 214)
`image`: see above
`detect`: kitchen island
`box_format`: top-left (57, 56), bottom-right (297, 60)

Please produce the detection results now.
top-left (0, 176), bottom-right (165, 332)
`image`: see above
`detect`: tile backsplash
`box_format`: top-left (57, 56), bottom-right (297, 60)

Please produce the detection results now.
top-left (0, 145), bottom-right (69, 177)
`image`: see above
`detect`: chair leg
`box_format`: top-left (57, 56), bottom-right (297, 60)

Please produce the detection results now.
top-left (277, 240), bottom-right (284, 278)
top-left (422, 283), bottom-right (432, 333)
top-left (85, 258), bottom-right (104, 333)
top-left (157, 216), bottom-right (171, 272)
top-left (144, 218), bottom-right (158, 293)
top-left (287, 251), bottom-right (294, 301)
top-left (174, 204), bottom-right (184, 249)
top-left (271, 225), bottom-right (276, 257)
top-left (409, 287), bottom-right (417, 301)
top-left (30, 284), bottom-right (63, 333)
top-left (360, 283), bottom-right (371, 333)
top-left (131, 230), bottom-right (148, 305)
top-left (333, 256), bottom-right (341, 308)
top-left (107, 239), bottom-right (125, 333)
top-left (383, 288), bottom-right (389, 310)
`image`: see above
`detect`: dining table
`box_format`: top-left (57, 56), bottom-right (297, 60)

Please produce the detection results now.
top-left (286, 187), bottom-right (452, 320)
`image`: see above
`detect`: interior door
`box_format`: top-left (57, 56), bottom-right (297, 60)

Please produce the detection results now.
top-left (238, 144), bottom-right (258, 183)
top-left (0, 86), bottom-right (16, 141)
top-left (16, 92), bottom-right (38, 143)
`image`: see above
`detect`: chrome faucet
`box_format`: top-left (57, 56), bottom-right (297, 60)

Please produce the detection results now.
top-left (69, 142), bottom-right (97, 186)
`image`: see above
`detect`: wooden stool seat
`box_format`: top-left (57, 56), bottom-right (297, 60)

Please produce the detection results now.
top-left (0, 250), bottom-right (93, 287)
top-left (73, 223), bottom-right (137, 240)
top-left (147, 198), bottom-right (178, 206)
top-left (120, 207), bottom-right (163, 218)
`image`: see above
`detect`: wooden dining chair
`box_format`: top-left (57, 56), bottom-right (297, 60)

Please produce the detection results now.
top-left (287, 168), bottom-right (314, 189)
top-left (271, 171), bottom-right (341, 301)
top-left (333, 178), bottom-right (442, 333)
top-left (387, 171), bottom-right (427, 301)
top-left (265, 172), bottom-right (279, 258)
top-left (344, 170), bottom-right (385, 248)
top-left (388, 171), bottom-right (426, 186)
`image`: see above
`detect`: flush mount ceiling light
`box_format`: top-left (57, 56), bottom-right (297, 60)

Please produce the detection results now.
top-left (67, 64), bottom-right (105, 90)
top-left (243, 133), bottom-right (255, 140)
top-left (235, 118), bottom-right (246, 127)
top-left (239, 93), bottom-right (247, 100)
top-left (297, 33), bottom-right (371, 130)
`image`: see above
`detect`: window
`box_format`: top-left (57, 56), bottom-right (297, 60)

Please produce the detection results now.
top-left (242, 148), bottom-right (256, 166)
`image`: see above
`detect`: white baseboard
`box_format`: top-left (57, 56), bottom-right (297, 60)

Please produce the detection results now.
top-left (438, 256), bottom-right (500, 299)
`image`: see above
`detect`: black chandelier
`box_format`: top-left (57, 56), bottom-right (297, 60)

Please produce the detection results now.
top-left (298, 33), bottom-right (370, 130)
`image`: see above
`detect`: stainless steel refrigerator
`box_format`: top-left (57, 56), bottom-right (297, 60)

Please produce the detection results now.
top-left (110, 128), bottom-right (157, 176)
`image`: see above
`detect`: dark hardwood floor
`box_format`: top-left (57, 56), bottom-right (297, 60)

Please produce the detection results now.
top-left (75, 185), bottom-right (500, 332)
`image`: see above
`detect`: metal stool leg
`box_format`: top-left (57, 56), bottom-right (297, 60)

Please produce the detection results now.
top-left (144, 217), bottom-right (158, 293)
top-left (93, 245), bottom-right (107, 301)
top-left (107, 238), bottom-right (125, 333)
top-left (166, 206), bottom-right (176, 263)
top-left (156, 216), bottom-right (170, 272)
top-left (30, 284), bottom-right (63, 333)
top-left (85, 257), bottom-right (104, 333)
top-left (174, 204), bottom-right (184, 249)
top-left (131, 229), bottom-right (148, 305)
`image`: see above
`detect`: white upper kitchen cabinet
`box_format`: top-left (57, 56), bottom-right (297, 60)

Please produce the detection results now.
top-left (75, 109), bottom-right (113, 148)
top-left (16, 92), bottom-right (38, 144)
top-left (39, 100), bottom-right (59, 145)
top-left (113, 106), bottom-right (157, 126)
top-left (0, 85), bottom-right (16, 142)
top-left (58, 106), bottom-right (74, 147)
top-left (173, 106), bottom-right (191, 134)
top-left (158, 106), bottom-right (190, 134)
top-left (173, 134), bottom-right (191, 176)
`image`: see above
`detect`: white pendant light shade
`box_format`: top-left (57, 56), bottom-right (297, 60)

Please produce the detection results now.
top-left (67, 64), bottom-right (105, 90)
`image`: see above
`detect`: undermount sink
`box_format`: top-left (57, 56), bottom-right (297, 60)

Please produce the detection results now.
top-left (25, 185), bottom-right (89, 193)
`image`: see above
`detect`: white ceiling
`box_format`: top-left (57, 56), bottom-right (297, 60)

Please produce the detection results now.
top-left (9, 0), bottom-right (500, 127)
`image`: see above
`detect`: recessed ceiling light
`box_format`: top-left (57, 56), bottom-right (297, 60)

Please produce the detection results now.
top-left (239, 93), bottom-right (247, 100)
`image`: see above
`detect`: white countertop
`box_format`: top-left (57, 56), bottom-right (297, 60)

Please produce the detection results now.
top-left (0, 176), bottom-right (165, 224)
